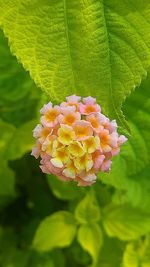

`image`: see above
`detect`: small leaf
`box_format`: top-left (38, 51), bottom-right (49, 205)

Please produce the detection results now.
top-left (75, 191), bottom-right (101, 224)
top-left (33, 211), bottom-right (77, 252)
top-left (77, 223), bottom-right (103, 265)
top-left (103, 205), bottom-right (150, 241)
top-left (122, 236), bottom-right (150, 267)
top-left (122, 243), bottom-right (139, 267)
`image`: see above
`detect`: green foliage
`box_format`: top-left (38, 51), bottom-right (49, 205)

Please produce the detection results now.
top-left (77, 223), bottom-right (103, 266)
top-left (0, 1), bottom-right (150, 128)
top-left (75, 190), bottom-right (101, 224)
top-left (0, 227), bottom-right (65, 267)
top-left (47, 174), bottom-right (84, 201)
top-left (0, 161), bottom-right (16, 204)
top-left (122, 236), bottom-right (150, 267)
top-left (6, 119), bottom-right (37, 161)
top-left (103, 205), bottom-right (150, 241)
top-left (0, 2), bottom-right (150, 267)
top-left (0, 30), bottom-right (41, 127)
top-left (33, 211), bottom-right (77, 252)
top-left (100, 73), bottom-right (150, 213)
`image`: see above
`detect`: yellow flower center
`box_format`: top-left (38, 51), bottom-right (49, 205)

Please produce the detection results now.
top-left (58, 126), bottom-right (75, 145)
top-left (85, 105), bottom-right (96, 114)
top-left (64, 114), bottom-right (77, 125)
top-left (45, 109), bottom-right (59, 122)
top-left (69, 141), bottom-right (85, 157)
top-left (74, 154), bottom-right (93, 172)
top-left (83, 136), bottom-right (99, 153)
top-left (74, 125), bottom-right (90, 139)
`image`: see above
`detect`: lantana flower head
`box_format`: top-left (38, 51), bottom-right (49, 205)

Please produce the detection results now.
top-left (31, 95), bottom-right (127, 186)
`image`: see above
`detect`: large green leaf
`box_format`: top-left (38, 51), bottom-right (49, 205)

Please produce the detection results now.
top-left (33, 211), bottom-right (77, 252)
top-left (103, 205), bottom-right (150, 241)
top-left (0, 1), bottom-right (150, 127)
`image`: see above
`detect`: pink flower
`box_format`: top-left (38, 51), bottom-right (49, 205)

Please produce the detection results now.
top-left (31, 141), bottom-right (42, 159)
top-left (31, 95), bottom-right (127, 186)
top-left (41, 106), bottom-right (60, 127)
top-left (33, 124), bottom-right (52, 143)
top-left (73, 120), bottom-right (93, 140)
top-left (98, 129), bottom-right (118, 153)
top-left (79, 96), bottom-right (101, 115)
top-left (86, 113), bottom-right (104, 133)
top-left (118, 135), bottom-right (128, 145)
top-left (107, 120), bottom-right (118, 132)
top-left (40, 102), bottom-right (53, 114)
top-left (111, 147), bottom-right (120, 156)
top-left (66, 95), bottom-right (81, 103)
top-left (60, 95), bottom-right (81, 111)
top-left (58, 106), bottom-right (81, 126)
top-left (79, 103), bottom-right (101, 115)
top-left (40, 154), bottom-right (63, 175)
top-left (92, 151), bottom-right (105, 171)
top-left (76, 171), bottom-right (97, 186)
top-left (101, 159), bottom-right (112, 172)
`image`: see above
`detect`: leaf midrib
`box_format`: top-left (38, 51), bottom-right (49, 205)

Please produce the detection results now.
top-left (101, 0), bottom-right (123, 125)
top-left (63, 0), bottom-right (76, 89)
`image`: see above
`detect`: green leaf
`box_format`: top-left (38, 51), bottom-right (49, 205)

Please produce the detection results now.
top-left (100, 73), bottom-right (150, 212)
top-left (122, 236), bottom-right (150, 267)
top-left (113, 167), bottom-right (150, 213)
top-left (0, 161), bottom-right (16, 200)
top-left (0, 118), bottom-right (36, 161)
top-left (0, 120), bottom-right (16, 204)
top-left (0, 227), bottom-right (65, 267)
top-left (47, 174), bottom-right (84, 201)
top-left (0, 1), bottom-right (150, 127)
top-left (103, 205), bottom-right (150, 241)
top-left (0, 119), bottom-right (16, 154)
top-left (75, 191), bottom-right (101, 224)
top-left (98, 236), bottom-right (123, 267)
top-left (27, 251), bottom-right (62, 267)
top-left (0, 227), bottom-right (29, 267)
top-left (5, 119), bottom-right (36, 161)
top-left (0, 30), bottom-right (41, 127)
top-left (122, 243), bottom-right (138, 267)
top-left (33, 211), bottom-right (77, 252)
top-left (77, 223), bottom-right (103, 266)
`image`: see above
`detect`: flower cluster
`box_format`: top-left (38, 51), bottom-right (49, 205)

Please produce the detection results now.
top-left (31, 95), bottom-right (127, 186)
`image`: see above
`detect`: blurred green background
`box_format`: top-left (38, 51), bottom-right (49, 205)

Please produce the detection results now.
top-left (0, 28), bottom-right (150, 267)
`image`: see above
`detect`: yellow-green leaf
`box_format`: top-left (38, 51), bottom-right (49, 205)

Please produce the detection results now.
top-left (33, 211), bottom-right (77, 252)
top-left (0, 1), bottom-right (150, 128)
top-left (77, 223), bottom-right (103, 266)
